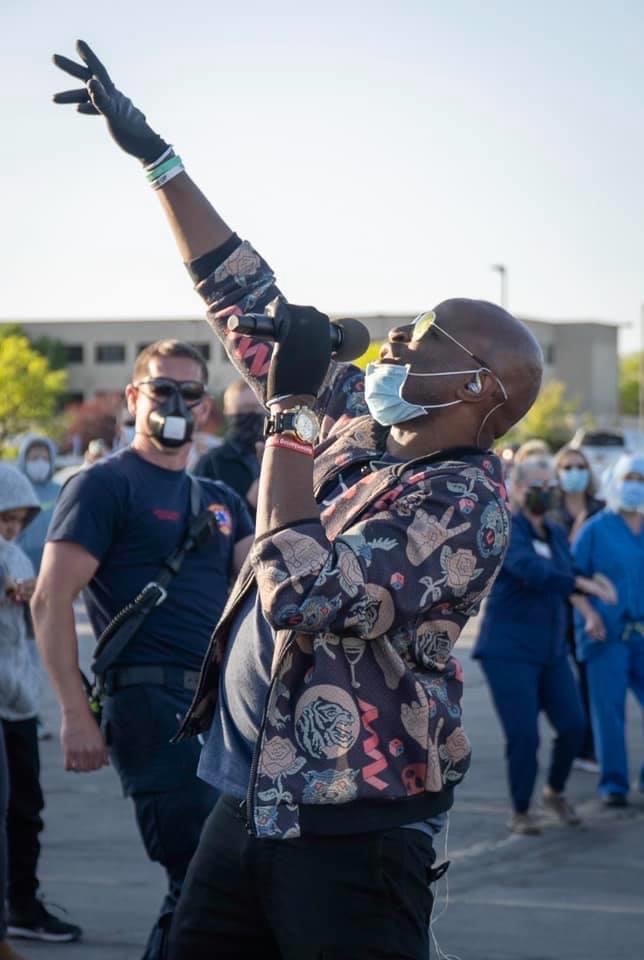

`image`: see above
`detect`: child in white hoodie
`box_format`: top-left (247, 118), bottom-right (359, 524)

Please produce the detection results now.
top-left (0, 463), bottom-right (80, 945)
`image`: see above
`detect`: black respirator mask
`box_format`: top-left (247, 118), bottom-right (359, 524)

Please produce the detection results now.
top-left (227, 412), bottom-right (265, 450)
top-left (139, 378), bottom-right (204, 449)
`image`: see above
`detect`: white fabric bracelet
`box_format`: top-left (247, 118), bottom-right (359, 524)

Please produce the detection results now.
top-left (150, 163), bottom-right (185, 190)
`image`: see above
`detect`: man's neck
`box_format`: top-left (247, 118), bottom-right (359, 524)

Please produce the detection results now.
top-left (130, 435), bottom-right (189, 472)
top-left (385, 419), bottom-right (478, 461)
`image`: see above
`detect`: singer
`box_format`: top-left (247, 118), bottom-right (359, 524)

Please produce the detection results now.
top-left (52, 42), bottom-right (544, 960)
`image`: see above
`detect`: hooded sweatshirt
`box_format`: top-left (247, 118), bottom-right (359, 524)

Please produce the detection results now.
top-left (0, 464), bottom-right (41, 720)
top-left (16, 433), bottom-right (61, 572)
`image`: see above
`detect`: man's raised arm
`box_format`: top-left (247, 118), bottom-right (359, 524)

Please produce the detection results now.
top-left (52, 41), bottom-right (369, 433)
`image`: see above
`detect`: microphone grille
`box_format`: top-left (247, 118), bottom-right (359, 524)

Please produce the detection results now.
top-left (332, 317), bottom-right (371, 363)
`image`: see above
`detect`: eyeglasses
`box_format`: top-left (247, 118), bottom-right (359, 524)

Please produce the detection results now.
top-left (410, 311), bottom-right (508, 401)
top-left (134, 378), bottom-right (206, 406)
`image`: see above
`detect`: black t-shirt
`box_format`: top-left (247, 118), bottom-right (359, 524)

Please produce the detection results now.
top-left (48, 449), bottom-right (253, 671)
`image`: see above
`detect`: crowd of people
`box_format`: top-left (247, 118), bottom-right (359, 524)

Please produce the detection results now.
top-left (0, 36), bottom-right (643, 960)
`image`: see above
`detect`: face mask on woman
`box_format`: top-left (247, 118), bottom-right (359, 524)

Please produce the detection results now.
top-left (558, 466), bottom-right (589, 494)
top-left (616, 480), bottom-right (644, 512)
top-left (524, 486), bottom-right (558, 517)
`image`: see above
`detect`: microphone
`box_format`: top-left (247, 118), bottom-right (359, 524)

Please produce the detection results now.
top-left (227, 311), bottom-right (371, 363)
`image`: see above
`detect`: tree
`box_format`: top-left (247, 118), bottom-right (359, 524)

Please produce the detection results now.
top-left (0, 332), bottom-right (67, 446)
top-left (510, 380), bottom-right (579, 451)
top-left (354, 340), bottom-right (385, 370)
top-left (619, 352), bottom-right (642, 416)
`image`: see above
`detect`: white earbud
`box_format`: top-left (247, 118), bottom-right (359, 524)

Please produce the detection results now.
top-left (466, 377), bottom-right (482, 394)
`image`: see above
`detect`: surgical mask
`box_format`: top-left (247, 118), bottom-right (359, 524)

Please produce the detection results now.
top-left (616, 480), bottom-right (644, 512)
top-left (25, 459), bottom-right (50, 484)
top-left (524, 487), bottom-right (558, 516)
top-left (147, 390), bottom-right (194, 448)
top-left (365, 310), bottom-right (508, 433)
top-left (227, 412), bottom-right (265, 449)
top-left (364, 361), bottom-right (487, 426)
top-left (558, 467), bottom-right (589, 494)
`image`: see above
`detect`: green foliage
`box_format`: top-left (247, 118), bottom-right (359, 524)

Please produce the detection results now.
top-left (0, 333), bottom-right (67, 445)
top-left (354, 340), bottom-right (385, 370)
top-left (506, 380), bottom-right (579, 451)
top-left (31, 335), bottom-right (69, 370)
top-left (619, 352), bottom-right (642, 416)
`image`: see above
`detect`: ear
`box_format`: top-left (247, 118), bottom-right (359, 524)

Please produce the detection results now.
top-left (456, 372), bottom-right (487, 403)
top-left (124, 383), bottom-right (138, 417)
top-left (193, 395), bottom-right (212, 430)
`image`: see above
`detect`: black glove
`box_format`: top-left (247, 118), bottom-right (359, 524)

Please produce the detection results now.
top-left (265, 298), bottom-right (333, 402)
top-left (52, 40), bottom-right (168, 164)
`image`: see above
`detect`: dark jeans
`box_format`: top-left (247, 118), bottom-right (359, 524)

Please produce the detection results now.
top-left (481, 656), bottom-right (585, 813)
top-left (168, 795), bottom-right (437, 960)
top-left (1, 717), bottom-right (44, 908)
top-left (102, 681), bottom-right (217, 960)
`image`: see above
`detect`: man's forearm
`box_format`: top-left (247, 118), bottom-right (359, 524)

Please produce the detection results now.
top-left (157, 172), bottom-right (233, 263)
top-left (33, 597), bottom-right (89, 718)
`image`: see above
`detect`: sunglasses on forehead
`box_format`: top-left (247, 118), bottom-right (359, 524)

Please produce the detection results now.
top-left (135, 377), bottom-right (206, 405)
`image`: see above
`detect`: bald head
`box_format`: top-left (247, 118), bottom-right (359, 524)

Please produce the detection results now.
top-left (433, 298), bottom-right (543, 436)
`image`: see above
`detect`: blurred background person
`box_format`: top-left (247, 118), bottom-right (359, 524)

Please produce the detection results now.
top-left (15, 436), bottom-right (60, 575)
top-left (0, 464), bottom-right (81, 944)
top-left (472, 457), bottom-right (615, 835)
top-left (550, 444), bottom-right (605, 772)
top-left (193, 379), bottom-right (264, 519)
top-left (513, 438), bottom-right (551, 465)
top-left (572, 453), bottom-right (644, 807)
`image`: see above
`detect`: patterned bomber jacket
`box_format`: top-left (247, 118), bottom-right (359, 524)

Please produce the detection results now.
top-left (175, 241), bottom-right (511, 839)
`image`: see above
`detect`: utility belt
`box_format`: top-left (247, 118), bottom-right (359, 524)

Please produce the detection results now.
top-left (100, 665), bottom-right (201, 696)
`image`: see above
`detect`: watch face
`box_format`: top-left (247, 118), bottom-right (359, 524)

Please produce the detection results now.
top-left (294, 410), bottom-right (318, 442)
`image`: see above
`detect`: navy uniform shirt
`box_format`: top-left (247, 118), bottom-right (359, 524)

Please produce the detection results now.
top-left (48, 448), bottom-right (253, 671)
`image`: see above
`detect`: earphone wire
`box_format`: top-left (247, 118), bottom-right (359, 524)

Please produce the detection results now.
top-left (428, 814), bottom-right (463, 960)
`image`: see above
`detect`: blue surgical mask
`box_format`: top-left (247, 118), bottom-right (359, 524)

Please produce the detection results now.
top-left (364, 362), bottom-right (480, 426)
top-left (558, 467), bottom-right (589, 494)
top-left (616, 480), bottom-right (644, 511)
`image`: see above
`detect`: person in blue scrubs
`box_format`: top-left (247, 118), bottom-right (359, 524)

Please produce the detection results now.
top-left (473, 457), bottom-right (615, 834)
top-left (572, 453), bottom-right (644, 807)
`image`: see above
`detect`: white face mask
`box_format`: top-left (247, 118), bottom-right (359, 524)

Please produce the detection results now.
top-left (25, 458), bottom-right (50, 484)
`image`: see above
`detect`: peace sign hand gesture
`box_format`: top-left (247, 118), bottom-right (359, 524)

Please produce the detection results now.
top-left (52, 40), bottom-right (168, 164)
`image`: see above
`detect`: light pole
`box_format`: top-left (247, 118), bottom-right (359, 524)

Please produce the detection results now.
top-left (639, 302), bottom-right (644, 438)
top-left (491, 264), bottom-right (508, 310)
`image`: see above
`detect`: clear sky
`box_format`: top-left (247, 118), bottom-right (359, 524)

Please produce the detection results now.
top-left (2, 0), bottom-right (643, 353)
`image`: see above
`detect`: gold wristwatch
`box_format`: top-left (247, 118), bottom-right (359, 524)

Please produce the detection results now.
top-left (264, 405), bottom-right (320, 445)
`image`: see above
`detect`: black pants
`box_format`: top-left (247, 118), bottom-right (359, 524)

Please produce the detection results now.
top-left (1, 717), bottom-right (44, 908)
top-left (102, 681), bottom-right (217, 960)
top-left (168, 795), bottom-right (437, 960)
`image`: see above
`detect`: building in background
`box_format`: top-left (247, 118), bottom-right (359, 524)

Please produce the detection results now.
top-left (17, 314), bottom-right (619, 422)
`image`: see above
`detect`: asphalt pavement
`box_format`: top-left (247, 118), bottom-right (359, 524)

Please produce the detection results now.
top-left (13, 611), bottom-right (644, 960)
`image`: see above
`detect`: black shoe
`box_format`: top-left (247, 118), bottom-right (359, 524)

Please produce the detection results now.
top-left (7, 899), bottom-right (82, 943)
top-left (602, 792), bottom-right (628, 808)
